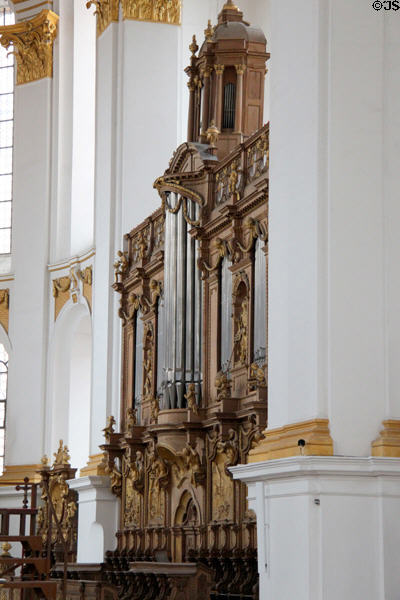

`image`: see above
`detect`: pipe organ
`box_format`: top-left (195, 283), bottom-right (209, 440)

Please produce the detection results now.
top-left (100, 3), bottom-right (270, 600)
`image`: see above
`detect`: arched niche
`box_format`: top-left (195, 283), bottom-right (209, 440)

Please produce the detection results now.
top-left (48, 300), bottom-right (92, 471)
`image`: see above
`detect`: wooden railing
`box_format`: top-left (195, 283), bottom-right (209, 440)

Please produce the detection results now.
top-left (0, 476), bottom-right (70, 600)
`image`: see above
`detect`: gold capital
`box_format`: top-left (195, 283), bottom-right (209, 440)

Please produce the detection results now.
top-left (86, 0), bottom-right (119, 37)
top-left (0, 10), bottom-right (59, 85)
top-left (214, 64), bottom-right (225, 76)
top-left (235, 64), bottom-right (246, 76)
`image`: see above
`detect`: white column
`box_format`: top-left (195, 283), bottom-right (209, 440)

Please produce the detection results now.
top-left (266, 0), bottom-right (399, 456)
top-left (69, 476), bottom-right (118, 563)
top-left (235, 1), bottom-right (400, 597)
top-left (3, 4), bottom-right (60, 476)
top-left (89, 9), bottom-right (182, 458)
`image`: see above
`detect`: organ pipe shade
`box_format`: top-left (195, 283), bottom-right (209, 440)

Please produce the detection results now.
top-left (223, 83), bottom-right (236, 130)
top-left (220, 257), bottom-right (232, 371)
top-left (253, 238), bottom-right (267, 364)
top-left (161, 193), bottom-right (202, 410)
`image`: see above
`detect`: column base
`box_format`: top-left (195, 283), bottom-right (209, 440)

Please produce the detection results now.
top-left (248, 418), bottom-right (334, 462)
top-left (0, 464), bottom-right (42, 483)
top-left (68, 476), bottom-right (118, 563)
top-left (232, 456), bottom-right (400, 600)
top-left (79, 453), bottom-right (107, 476)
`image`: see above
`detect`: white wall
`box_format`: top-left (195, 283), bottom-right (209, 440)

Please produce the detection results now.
top-left (70, 0), bottom-right (96, 255)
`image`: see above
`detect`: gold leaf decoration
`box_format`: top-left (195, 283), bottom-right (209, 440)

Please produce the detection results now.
top-left (0, 10), bottom-right (59, 85)
top-left (86, 0), bottom-right (119, 37)
top-left (122, 0), bottom-right (181, 25)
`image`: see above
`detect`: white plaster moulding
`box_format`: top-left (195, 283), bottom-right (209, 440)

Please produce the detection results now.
top-left (48, 247), bottom-right (96, 273)
top-left (230, 456), bottom-right (400, 482)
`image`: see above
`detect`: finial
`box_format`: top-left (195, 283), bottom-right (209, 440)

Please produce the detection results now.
top-left (1, 542), bottom-right (12, 557)
top-left (204, 19), bottom-right (214, 42)
top-left (206, 120), bottom-right (220, 149)
top-left (53, 440), bottom-right (71, 466)
top-left (41, 455), bottom-right (49, 466)
top-left (223, 0), bottom-right (239, 9)
top-left (189, 35), bottom-right (198, 57)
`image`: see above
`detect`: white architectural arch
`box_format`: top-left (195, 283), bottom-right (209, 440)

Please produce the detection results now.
top-left (47, 298), bottom-right (92, 471)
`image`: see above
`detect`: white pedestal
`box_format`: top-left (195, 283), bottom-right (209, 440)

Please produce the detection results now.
top-left (231, 457), bottom-right (400, 600)
top-left (68, 476), bottom-right (118, 564)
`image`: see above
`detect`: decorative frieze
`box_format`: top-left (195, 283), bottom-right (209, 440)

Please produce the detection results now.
top-left (122, 0), bottom-right (181, 25)
top-left (87, 0), bottom-right (181, 36)
top-left (0, 10), bottom-right (59, 85)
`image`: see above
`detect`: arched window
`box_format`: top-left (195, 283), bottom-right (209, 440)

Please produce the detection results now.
top-left (0, 343), bottom-right (8, 474)
top-left (0, 6), bottom-right (14, 255)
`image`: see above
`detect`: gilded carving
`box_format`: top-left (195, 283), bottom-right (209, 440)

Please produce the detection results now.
top-left (177, 443), bottom-right (205, 487)
top-left (132, 228), bottom-right (150, 263)
top-left (122, 0), bottom-right (181, 25)
top-left (150, 395), bottom-right (160, 422)
top-left (153, 215), bottom-right (165, 249)
top-left (106, 459), bottom-right (122, 497)
top-left (103, 415), bottom-right (116, 442)
top-left (234, 297), bottom-right (248, 365)
top-left (206, 120), bottom-right (220, 149)
top-left (215, 158), bottom-right (242, 206)
top-left (52, 277), bottom-right (71, 298)
top-left (248, 362), bottom-right (266, 390)
top-left (148, 443), bottom-right (169, 524)
top-left (0, 289), bottom-right (9, 334)
top-left (247, 130), bottom-right (269, 182)
top-left (37, 443), bottom-right (77, 553)
top-left (123, 451), bottom-right (144, 527)
top-left (204, 20), bottom-right (214, 42)
top-left (125, 407), bottom-right (137, 435)
top-left (184, 383), bottom-right (198, 415)
top-left (113, 250), bottom-right (129, 284)
top-left (143, 348), bottom-right (152, 398)
top-left (86, 0), bottom-right (119, 37)
top-left (53, 440), bottom-right (71, 466)
top-left (215, 370), bottom-right (231, 402)
top-left (0, 10), bottom-right (58, 85)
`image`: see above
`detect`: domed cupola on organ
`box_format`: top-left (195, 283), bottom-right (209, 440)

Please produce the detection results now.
top-left (186, 0), bottom-right (269, 158)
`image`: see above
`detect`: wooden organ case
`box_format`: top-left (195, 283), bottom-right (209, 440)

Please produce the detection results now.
top-left (103, 3), bottom-right (269, 600)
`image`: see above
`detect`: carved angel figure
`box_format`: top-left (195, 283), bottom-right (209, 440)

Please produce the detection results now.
top-left (234, 298), bottom-right (248, 364)
top-left (184, 383), bottom-right (198, 415)
top-left (215, 371), bottom-right (231, 402)
top-left (125, 407), bottom-right (137, 433)
top-left (113, 250), bottom-right (129, 284)
top-left (103, 415), bottom-right (116, 441)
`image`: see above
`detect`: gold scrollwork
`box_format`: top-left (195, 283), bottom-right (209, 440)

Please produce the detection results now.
top-left (0, 10), bottom-right (59, 85)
